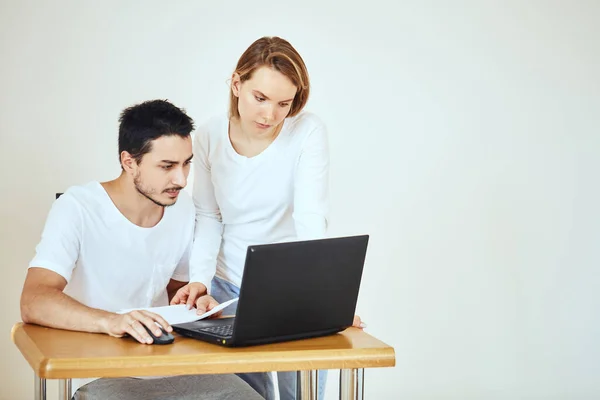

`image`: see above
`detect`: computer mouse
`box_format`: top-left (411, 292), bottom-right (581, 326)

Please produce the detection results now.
top-left (143, 325), bottom-right (175, 345)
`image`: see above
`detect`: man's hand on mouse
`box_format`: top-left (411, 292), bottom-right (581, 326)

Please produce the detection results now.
top-left (102, 310), bottom-right (172, 344)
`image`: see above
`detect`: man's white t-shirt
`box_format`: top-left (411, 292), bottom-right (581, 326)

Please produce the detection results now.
top-left (28, 181), bottom-right (194, 392)
top-left (189, 112), bottom-right (330, 288)
top-left (29, 181), bottom-right (193, 309)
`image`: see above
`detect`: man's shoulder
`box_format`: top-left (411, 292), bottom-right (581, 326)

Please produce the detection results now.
top-left (167, 189), bottom-right (195, 221)
top-left (175, 189), bottom-right (194, 212)
top-left (56, 181), bottom-right (106, 211)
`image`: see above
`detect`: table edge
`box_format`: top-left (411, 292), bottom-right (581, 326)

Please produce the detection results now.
top-left (11, 323), bottom-right (396, 379)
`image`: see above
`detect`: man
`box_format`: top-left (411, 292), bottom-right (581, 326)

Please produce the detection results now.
top-left (20, 99), bottom-right (262, 400)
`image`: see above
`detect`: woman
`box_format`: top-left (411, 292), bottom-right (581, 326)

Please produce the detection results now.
top-left (172, 36), bottom-right (364, 400)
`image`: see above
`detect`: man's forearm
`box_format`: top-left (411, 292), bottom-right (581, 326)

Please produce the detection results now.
top-left (21, 286), bottom-right (113, 334)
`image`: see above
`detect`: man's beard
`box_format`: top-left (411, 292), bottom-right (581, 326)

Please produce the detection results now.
top-left (133, 172), bottom-right (178, 208)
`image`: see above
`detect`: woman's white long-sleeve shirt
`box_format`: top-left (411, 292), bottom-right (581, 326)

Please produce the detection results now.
top-left (189, 112), bottom-right (330, 288)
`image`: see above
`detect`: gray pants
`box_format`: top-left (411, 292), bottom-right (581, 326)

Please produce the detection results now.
top-left (72, 374), bottom-right (264, 400)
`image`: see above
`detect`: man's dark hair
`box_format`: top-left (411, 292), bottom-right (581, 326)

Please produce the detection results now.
top-left (118, 99), bottom-right (195, 167)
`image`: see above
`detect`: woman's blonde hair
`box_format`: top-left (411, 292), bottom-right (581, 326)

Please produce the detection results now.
top-left (229, 36), bottom-right (310, 119)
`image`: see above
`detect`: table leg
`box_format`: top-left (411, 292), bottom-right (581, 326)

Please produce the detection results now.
top-left (296, 370), bottom-right (318, 399)
top-left (357, 368), bottom-right (364, 399)
top-left (59, 379), bottom-right (72, 400)
top-left (339, 368), bottom-right (364, 400)
top-left (34, 373), bottom-right (46, 400)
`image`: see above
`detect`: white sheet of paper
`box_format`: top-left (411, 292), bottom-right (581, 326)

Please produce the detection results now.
top-left (117, 297), bottom-right (239, 325)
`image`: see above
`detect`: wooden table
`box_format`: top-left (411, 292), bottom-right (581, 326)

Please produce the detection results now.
top-left (12, 322), bottom-right (395, 399)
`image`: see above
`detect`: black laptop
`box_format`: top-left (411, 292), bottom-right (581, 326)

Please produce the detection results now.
top-left (172, 235), bottom-right (369, 347)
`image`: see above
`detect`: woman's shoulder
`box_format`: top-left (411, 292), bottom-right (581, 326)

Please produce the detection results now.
top-left (286, 111), bottom-right (326, 133)
top-left (285, 112), bottom-right (328, 149)
top-left (194, 113), bottom-right (228, 144)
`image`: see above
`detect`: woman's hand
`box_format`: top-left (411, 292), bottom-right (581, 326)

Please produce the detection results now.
top-left (352, 315), bottom-right (367, 329)
top-left (170, 282), bottom-right (208, 309)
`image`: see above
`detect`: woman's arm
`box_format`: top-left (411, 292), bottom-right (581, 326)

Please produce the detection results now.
top-left (293, 121), bottom-right (330, 239)
top-left (171, 125), bottom-right (224, 307)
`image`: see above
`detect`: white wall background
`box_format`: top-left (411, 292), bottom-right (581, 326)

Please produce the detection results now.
top-left (1, 1), bottom-right (599, 399)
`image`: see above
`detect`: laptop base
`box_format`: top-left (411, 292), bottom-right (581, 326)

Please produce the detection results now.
top-left (173, 318), bottom-right (345, 347)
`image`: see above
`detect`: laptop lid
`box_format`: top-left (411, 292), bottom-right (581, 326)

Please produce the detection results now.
top-left (230, 234), bottom-right (369, 344)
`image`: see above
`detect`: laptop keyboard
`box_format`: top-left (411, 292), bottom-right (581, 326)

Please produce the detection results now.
top-left (199, 323), bottom-right (233, 337)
